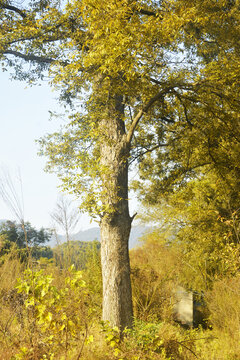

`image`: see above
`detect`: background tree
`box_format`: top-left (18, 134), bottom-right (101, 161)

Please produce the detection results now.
top-left (1, 0), bottom-right (240, 330)
top-left (0, 168), bottom-right (31, 255)
top-left (51, 195), bottom-right (80, 266)
top-left (51, 195), bottom-right (80, 243)
top-left (0, 220), bottom-right (52, 261)
top-left (140, 178), bottom-right (240, 290)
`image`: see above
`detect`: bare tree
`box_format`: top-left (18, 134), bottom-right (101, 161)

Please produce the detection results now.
top-left (50, 195), bottom-right (80, 266)
top-left (0, 168), bottom-right (29, 253)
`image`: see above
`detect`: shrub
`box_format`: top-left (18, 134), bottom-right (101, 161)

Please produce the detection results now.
top-left (100, 320), bottom-right (201, 360)
top-left (130, 233), bottom-right (181, 322)
top-left (11, 265), bottom-right (97, 359)
top-left (205, 276), bottom-right (240, 337)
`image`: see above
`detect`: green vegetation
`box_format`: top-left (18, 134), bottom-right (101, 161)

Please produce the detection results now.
top-left (0, 221), bottom-right (53, 263)
top-left (53, 240), bottom-right (100, 270)
top-left (1, 0), bottom-right (240, 357)
top-left (0, 232), bottom-right (240, 359)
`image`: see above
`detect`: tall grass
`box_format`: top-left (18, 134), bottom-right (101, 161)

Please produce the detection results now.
top-left (0, 245), bottom-right (240, 359)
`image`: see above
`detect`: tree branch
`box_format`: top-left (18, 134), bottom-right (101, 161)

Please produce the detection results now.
top-left (172, 90), bottom-right (193, 128)
top-left (149, 77), bottom-right (164, 85)
top-left (129, 142), bottom-right (169, 165)
top-left (3, 50), bottom-right (69, 66)
top-left (130, 212), bottom-right (137, 223)
top-left (0, 3), bottom-right (27, 18)
top-left (137, 8), bottom-right (157, 16)
top-left (3, 50), bottom-right (54, 63)
top-left (126, 87), bottom-right (173, 144)
top-left (6, 35), bottom-right (63, 47)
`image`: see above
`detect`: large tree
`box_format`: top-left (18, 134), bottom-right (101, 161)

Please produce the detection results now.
top-left (1, 0), bottom-right (239, 329)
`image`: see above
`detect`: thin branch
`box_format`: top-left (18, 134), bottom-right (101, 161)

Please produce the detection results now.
top-left (5, 21), bottom-right (74, 47)
top-left (131, 4), bottom-right (164, 18)
top-left (172, 90), bottom-right (193, 128)
top-left (7, 35), bottom-right (64, 46)
top-left (149, 77), bottom-right (164, 85)
top-left (0, 4), bottom-right (27, 18)
top-left (130, 212), bottom-right (137, 223)
top-left (137, 8), bottom-right (157, 16)
top-left (0, 170), bottom-right (24, 224)
top-left (3, 50), bottom-right (69, 66)
top-left (126, 87), bottom-right (173, 144)
top-left (174, 340), bottom-right (199, 358)
top-left (129, 142), bottom-right (169, 165)
top-left (3, 50), bottom-right (55, 64)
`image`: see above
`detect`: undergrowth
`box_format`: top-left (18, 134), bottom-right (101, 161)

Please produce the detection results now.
top-left (0, 247), bottom-right (240, 359)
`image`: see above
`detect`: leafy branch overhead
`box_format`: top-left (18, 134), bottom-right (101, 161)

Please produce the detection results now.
top-left (2, 0), bottom-right (238, 214)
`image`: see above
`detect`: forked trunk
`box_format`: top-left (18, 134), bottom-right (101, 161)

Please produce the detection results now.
top-left (100, 95), bottom-right (133, 330)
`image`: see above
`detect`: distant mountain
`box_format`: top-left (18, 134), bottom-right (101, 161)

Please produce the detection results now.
top-left (0, 219), bottom-right (152, 249)
top-left (49, 225), bottom-right (151, 249)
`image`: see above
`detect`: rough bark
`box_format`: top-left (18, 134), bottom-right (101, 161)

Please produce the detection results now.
top-left (100, 95), bottom-right (133, 330)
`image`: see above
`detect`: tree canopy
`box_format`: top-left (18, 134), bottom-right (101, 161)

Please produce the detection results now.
top-left (2, 0), bottom-right (240, 214)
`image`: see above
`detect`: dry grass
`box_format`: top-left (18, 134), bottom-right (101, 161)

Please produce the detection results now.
top-left (0, 248), bottom-right (240, 359)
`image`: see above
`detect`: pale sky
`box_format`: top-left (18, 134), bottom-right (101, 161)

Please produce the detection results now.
top-left (0, 70), bottom-right (95, 231)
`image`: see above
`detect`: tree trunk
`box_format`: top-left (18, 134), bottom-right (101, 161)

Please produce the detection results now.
top-left (100, 95), bottom-right (133, 330)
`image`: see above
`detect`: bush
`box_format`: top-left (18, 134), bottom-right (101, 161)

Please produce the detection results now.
top-left (99, 320), bottom-right (202, 360)
top-left (205, 276), bottom-right (240, 336)
top-left (2, 265), bottom-right (97, 359)
top-left (130, 233), bottom-right (181, 322)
